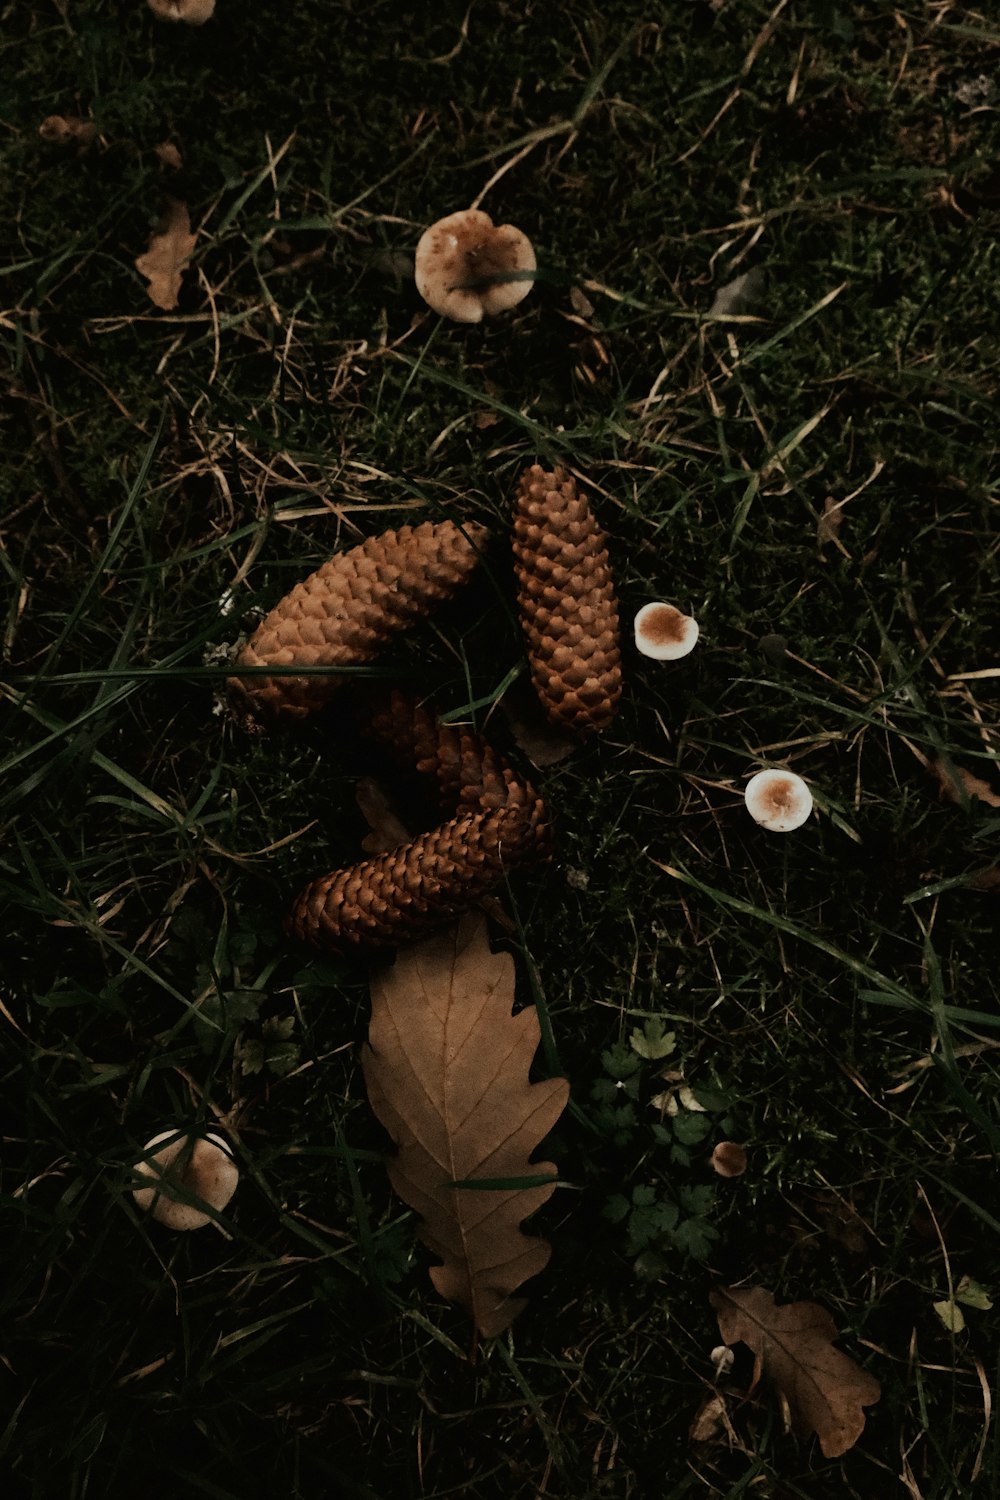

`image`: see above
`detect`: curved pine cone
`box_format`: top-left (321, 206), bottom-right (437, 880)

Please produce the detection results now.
top-left (288, 805), bottom-right (539, 951)
top-left (289, 691), bottom-right (549, 951)
top-left (359, 688), bottom-right (548, 843)
top-left (228, 519), bottom-right (488, 724)
top-left (511, 465), bottom-right (621, 734)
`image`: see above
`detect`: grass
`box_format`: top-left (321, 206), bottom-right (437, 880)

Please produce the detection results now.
top-left (3, 0), bottom-right (1000, 1494)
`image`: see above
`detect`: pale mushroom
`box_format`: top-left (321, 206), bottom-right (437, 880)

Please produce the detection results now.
top-left (744, 768), bottom-right (813, 833)
top-left (633, 602), bottom-right (699, 660)
top-left (132, 1129), bottom-right (238, 1230)
top-left (414, 209), bottom-right (536, 323)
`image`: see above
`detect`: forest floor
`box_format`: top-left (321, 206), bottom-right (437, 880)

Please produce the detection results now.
top-left (3, 2), bottom-right (1000, 1496)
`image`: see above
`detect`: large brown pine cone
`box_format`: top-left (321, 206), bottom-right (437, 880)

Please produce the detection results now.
top-left (289, 690), bottom-right (549, 951)
top-left (228, 519), bottom-right (488, 724)
top-left (511, 465), bottom-right (621, 734)
top-left (287, 805), bottom-right (541, 951)
top-left (359, 688), bottom-right (548, 840)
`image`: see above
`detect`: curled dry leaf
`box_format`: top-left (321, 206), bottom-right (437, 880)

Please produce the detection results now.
top-left (710, 1141), bottom-right (748, 1178)
top-left (135, 199), bottom-right (197, 311)
top-left (147, 0), bottom-right (216, 22)
top-left (355, 776), bottom-right (411, 855)
top-left (154, 141), bottom-right (183, 171)
top-left (816, 496), bottom-right (847, 553)
top-left (500, 680), bottom-right (578, 769)
top-left (708, 266), bottom-right (768, 318)
top-left (39, 115), bottom-right (96, 148)
top-left (689, 1392), bottom-right (730, 1446)
top-left (931, 758), bottom-right (1000, 810)
top-left (363, 914), bottom-right (569, 1339)
top-left (711, 1285), bottom-right (880, 1458)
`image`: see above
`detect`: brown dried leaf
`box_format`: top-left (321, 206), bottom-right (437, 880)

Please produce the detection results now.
top-left (932, 759), bottom-right (1000, 809)
top-left (816, 496), bottom-right (846, 552)
top-left (711, 1285), bottom-right (880, 1458)
top-left (689, 1392), bottom-right (730, 1446)
top-left (135, 200), bottom-right (197, 311)
top-left (501, 681), bottom-right (577, 768)
top-left (569, 285), bottom-right (595, 319)
top-left (39, 115), bottom-right (96, 148)
top-left (147, 0), bottom-right (215, 22)
top-left (154, 141), bottom-right (183, 171)
top-left (363, 914), bottom-right (569, 1339)
top-left (355, 776), bottom-right (411, 855)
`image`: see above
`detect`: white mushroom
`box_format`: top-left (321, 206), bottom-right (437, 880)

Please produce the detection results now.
top-left (633, 602), bottom-right (699, 660)
top-left (414, 209), bottom-right (536, 323)
top-left (132, 1129), bottom-right (238, 1230)
top-left (744, 768), bottom-right (813, 832)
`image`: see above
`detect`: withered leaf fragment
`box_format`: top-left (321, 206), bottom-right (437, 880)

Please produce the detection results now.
top-left (154, 141), bottom-right (183, 171)
top-left (147, 0), bottom-right (215, 22)
top-left (135, 199), bottom-right (197, 311)
top-left (711, 1285), bottom-right (880, 1458)
top-left (363, 915), bottom-right (569, 1338)
top-left (39, 115), bottom-right (96, 149)
top-left (931, 759), bottom-right (1000, 810)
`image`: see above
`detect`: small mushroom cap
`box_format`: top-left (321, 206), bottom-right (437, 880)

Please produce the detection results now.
top-left (414, 209), bottom-right (536, 323)
top-left (744, 768), bottom-right (813, 832)
top-left (132, 1129), bottom-right (238, 1230)
top-left (633, 602), bottom-right (699, 660)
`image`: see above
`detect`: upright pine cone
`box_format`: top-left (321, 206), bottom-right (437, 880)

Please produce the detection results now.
top-left (288, 690), bottom-right (549, 951)
top-left (228, 519), bottom-right (488, 724)
top-left (511, 465), bottom-right (621, 734)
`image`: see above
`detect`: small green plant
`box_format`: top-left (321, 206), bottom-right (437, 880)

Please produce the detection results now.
top-left (602, 1181), bottom-right (719, 1269)
top-left (237, 1013), bottom-right (300, 1077)
top-left (592, 1020), bottom-right (737, 1270)
top-left (589, 1039), bottom-right (642, 1146)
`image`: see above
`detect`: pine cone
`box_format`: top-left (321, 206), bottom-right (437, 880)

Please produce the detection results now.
top-left (289, 690), bottom-right (550, 951)
top-left (359, 688), bottom-right (548, 844)
top-left (287, 804), bottom-right (540, 952)
top-left (228, 520), bottom-right (488, 724)
top-left (511, 465), bottom-right (621, 734)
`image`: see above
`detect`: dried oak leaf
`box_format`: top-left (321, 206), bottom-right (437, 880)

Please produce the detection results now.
top-left (363, 914), bottom-right (569, 1339)
top-left (135, 200), bottom-right (197, 311)
top-left (711, 1285), bottom-right (880, 1458)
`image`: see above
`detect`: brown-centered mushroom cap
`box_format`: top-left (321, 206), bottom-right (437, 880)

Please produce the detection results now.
top-left (744, 768), bottom-right (814, 833)
top-left (132, 1129), bottom-right (239, 1230)
top-left (633, 602), bottom-right (699, 661)
top-left (414, 209), bottom-right (536, 323)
